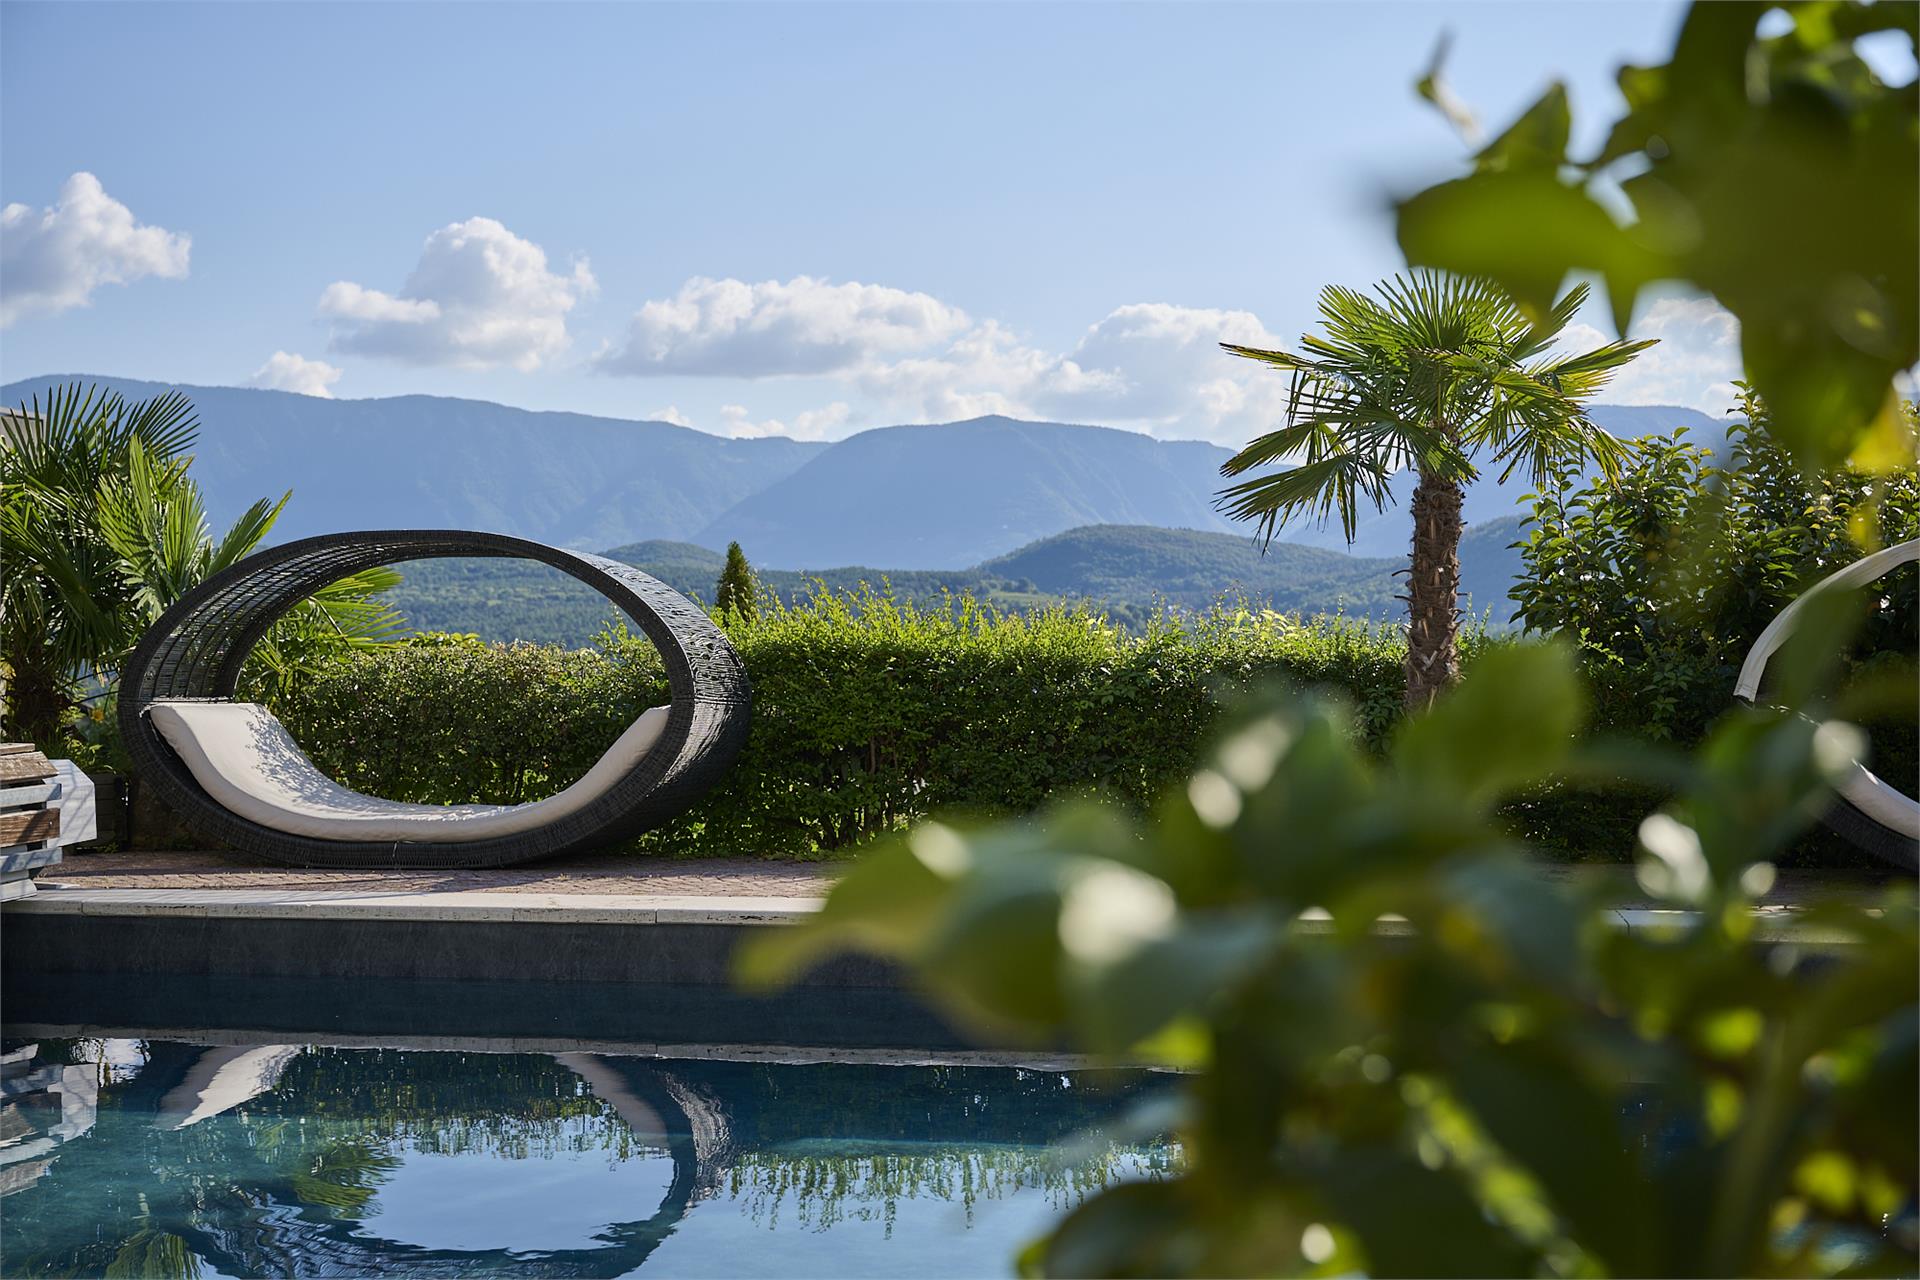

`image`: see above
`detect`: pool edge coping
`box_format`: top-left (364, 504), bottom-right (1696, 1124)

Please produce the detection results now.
top-left (0, 1020), bottom-right (1166, 1072)
top-left (4, 885), bottom-right (1873, 945)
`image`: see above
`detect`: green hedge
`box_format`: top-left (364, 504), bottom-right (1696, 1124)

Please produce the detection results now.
top-left (267, 594), bottom-right (1410, 859)
top-left (257, 632), bottom-right (665, 807)
top-left (262, 583), bottom-right (1899, 866)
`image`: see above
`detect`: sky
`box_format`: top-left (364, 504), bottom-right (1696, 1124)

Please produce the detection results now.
top-left (0, 1), bottom-right (1853, 445)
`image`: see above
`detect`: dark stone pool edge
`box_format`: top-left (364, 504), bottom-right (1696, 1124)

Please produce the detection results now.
top-left (1, 892), bottom-right (993, 1057)
top-left (1, 910), bottom-right (889, 986)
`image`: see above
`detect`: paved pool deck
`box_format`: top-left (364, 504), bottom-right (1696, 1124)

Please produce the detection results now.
top-left (8, 852), bottom-right (1897, 946)
top-left (5, 854), bottom-right (1896, 1059)
top-left (29, 848), bottom-right (1899, 912)
top-left (35, 849), bottom-right (835, 898)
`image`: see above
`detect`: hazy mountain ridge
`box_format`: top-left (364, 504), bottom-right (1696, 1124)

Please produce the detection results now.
top-left (2, 374), bottom-right (1712, 572)
top-left (692, 416), bottom-right (1243, 569)
top-left (0, 375), bottom-right (826, 548)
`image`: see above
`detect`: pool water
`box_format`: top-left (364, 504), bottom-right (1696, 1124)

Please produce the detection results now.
top-left (0, 1038), bottom-right (1174, 1278)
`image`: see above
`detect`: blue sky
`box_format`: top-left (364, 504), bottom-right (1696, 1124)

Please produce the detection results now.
top-left (0, 1), bottom-right (1792, 443)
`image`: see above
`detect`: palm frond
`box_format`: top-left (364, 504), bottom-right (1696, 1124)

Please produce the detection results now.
top-left (1219, 342), bottom-right (1310, 373)
top-left (1530, 337), bottom-right (1660, 397)
top-left (209, 493), bottom-right (289, 572)
top-left (1213, 270), bottom-right (1653, 551)
top-left (1216, 451), bottom-right (1395, 547)
top-left (1509, 283), bottom-right (1591, 361)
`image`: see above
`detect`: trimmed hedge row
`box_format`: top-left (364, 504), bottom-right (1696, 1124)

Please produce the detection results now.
top-left (267, 594), bottom-right (1413, 859)
top-left (263, 586), bottom-right (1898, 866)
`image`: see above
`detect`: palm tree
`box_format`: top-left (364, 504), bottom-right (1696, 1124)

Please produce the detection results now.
top-left (2, 384), bottom-right (404, 746)
top-left (1, 385), bottom-right (200, 745)
top-left (1218, 272), bottom-right (1653, 709)
top-left (91, 437), bottom-right (406, 703)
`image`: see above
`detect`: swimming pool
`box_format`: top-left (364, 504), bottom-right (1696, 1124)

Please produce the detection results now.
top-left (0, 1037), bottom-right (1174, 1278)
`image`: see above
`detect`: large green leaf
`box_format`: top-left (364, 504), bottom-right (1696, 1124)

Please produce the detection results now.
top-left (1398, 1), bottom-right (1919, 469)
top-left (1391, 642), bottom-right (1585, 808)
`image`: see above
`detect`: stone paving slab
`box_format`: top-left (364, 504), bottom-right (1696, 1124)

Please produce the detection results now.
top-left (10, 882), bottom-right (1882, 945)
top-left (39, 850), bottom-right (1897, 911)
top-left (12, 885), bottom-right (822, 924)
top-left (39, 849), bottom-right (836, 897)
top-left (0, 1022), bottom-right (1115, 1071)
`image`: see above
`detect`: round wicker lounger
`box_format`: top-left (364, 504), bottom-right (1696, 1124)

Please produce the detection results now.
top-left (119, 530), bottom-right (751, 869)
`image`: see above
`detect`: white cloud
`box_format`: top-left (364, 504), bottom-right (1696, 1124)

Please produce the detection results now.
top-left (595, 275), bottom-right (971, 377)
top-left (0, 172), bottom-right (190, 327)
top-left (855, 304), bottom-right (1293, 442)
top-left (596, 275), bottom-right (1302, 444)
top-left (647, 405), bottom-right (694, 427)
top-left (249, 351), bottom-right (342, 398)
top-left (717, 401), bottom-right (852, 441)
top-left (1558, 296), bottom-right (1744, 416)
top-left (317, 281), bottom-right (438, 325)
top-left (1042, 303), bottom-right (1293, 428)
top-left (853, 321), bottom-right (1075, 422)
top-left (319, 217), bottom-right (594, 371)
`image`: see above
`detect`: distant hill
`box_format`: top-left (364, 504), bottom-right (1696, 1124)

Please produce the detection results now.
top-left (1458, 515), bottom-right (1527, 624)
top-left (982, 516), bottom-right (1525, 624)
top-left (383, 540), bottom-right (999, 644)
top-left (694, 416), bottom-right (1240, 569)
top-left (380, 517), bottom-right (1530, 647)
top-left (979, 525), bottom-right (1399, 614)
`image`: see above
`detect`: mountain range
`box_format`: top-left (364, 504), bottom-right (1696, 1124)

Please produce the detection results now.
top-left (1, 374), bottom-right (1719, 560)
top-left (2, 373), bottom-right (1720, 626)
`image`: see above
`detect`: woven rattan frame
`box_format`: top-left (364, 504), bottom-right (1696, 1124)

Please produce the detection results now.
top-left (119, 530), bottom-right (751, 868)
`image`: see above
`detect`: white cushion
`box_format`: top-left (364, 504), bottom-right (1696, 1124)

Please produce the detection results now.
top-left (148, 700), bottom-right (670, 843)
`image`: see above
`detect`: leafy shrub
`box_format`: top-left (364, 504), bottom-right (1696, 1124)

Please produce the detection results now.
top-left (1502, 389), bottom-right (1917, 866)
top-left (263, 558), bottom-right (1897, 867)
top-left (1513, 388), bottom-right (1918, 745)
top-left (268, 596), bottom-right (1412, 859)
top-left (265, 632), bottom-right (666, 807)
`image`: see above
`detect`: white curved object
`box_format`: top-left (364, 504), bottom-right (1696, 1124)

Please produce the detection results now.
top-left (552, 1053), bottom-right (671, 1146)
top-left (156, 1045), bottom-right (302, 1130)
top-left (1735, 539), bottom-right (1919, 841)
top-left (148, 701), bottom-right (670, 843)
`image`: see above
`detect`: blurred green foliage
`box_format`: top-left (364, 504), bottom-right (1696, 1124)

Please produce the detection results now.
top-left (744, 635), bottom-right (1918, 1277)
top-left (1397, 1), bottom-right (1918, 471)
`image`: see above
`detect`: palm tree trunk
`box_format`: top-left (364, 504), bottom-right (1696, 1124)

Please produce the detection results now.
top-left (1405, 463), bottom-right (1464, 711)
top-left (1, 645), bottom-right (71, 749)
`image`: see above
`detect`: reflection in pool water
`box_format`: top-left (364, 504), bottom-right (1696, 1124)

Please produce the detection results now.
top-left (0, 1038), bottom-right (1175, 1278)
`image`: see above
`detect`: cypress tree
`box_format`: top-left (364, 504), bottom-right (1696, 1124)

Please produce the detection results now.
top-left (714, 541), bottom-right (757, 620)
